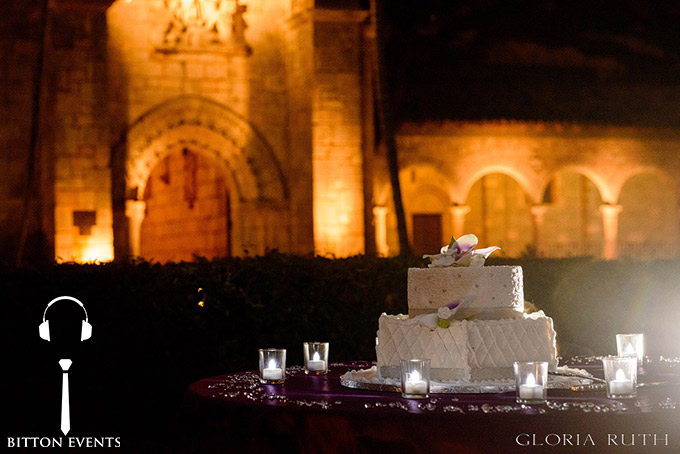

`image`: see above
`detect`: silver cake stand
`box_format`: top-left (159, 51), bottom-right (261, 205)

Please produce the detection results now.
top-left (340, 366), bottom-right (594, 394)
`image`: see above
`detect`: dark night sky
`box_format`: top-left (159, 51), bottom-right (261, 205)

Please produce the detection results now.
top-left (5, 0), bottom-right (680, 126)
top-left (382, 0), bottom-right (680, 126)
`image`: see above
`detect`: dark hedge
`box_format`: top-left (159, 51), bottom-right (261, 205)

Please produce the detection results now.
top-left (2, 252), bottom-right (680, 449)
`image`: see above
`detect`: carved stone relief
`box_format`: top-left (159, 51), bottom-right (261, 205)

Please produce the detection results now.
top-left (155, 0), bottom-right (251, 56)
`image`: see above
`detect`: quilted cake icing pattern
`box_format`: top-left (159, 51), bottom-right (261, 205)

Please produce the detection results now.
top-left (377, 315), bottom-right (468, 369)
top-left (376, 313), bottom-right (558, 380)
top-left (466, 318), bottom-right (557, 369)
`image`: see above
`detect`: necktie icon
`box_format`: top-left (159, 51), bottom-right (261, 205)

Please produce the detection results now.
top-left (59, 359), bottom-right (72, 435)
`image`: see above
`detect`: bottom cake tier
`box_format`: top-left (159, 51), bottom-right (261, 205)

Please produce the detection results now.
top-left (376, 312), bottom-right (558, 381)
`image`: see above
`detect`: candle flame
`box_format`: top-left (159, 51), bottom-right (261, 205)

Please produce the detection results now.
top-left (526, 372), bottom-right (536, 386)
top-left (268, 359), bottom-right (276, 370)
top-left (615, 368), bottom-right (626, 381)
top-left (410, 369), bottom-right (422, 383)
top-left (624, 344), bottom-right (635, 354)
top-left (312, 351), bottom-right (321, 361)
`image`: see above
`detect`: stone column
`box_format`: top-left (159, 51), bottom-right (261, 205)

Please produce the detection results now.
top-left (373, 206), bottom-right (389, 257)
top-left (125, 200), bottom-right (146, 258)
top-left (599, 204), bottom-right (622, 260)
top-left (530, 204), bottom-right (548, 257)
top-left (449, 205), bottom-right (471, 240)
top-left (310, 10), bottom-right (368, 257)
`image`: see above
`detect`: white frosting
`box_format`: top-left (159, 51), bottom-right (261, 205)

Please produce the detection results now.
top-left (407, 266), bottom-right (524, 318)
top-left (376, 312), bottom-right (558, 381)
top-left (377, 265), bottom-right (557, 381)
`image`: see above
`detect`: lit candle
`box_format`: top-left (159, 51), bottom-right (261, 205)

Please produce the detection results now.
top-left (519, 372), bottom-right (544, 400)
top-left (306, 351), bottom-right (326, 371)
top-left (609, 368), bottom-right (634, 395)
top-left (404, 369), bottom-right (428, 395)
top-left (262, 359), bottom-right (283, 380)
top-left (616, 334), bottom-right (644, 363)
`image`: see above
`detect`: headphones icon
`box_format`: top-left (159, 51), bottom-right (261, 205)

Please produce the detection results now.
top-left (39, 296), bottom-right (92, 342)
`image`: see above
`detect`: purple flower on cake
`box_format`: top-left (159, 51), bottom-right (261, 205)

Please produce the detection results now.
top-left (437, 300), bottom-right (460, 320)
top-left (437, 306), bottom-right (453, 320)
top-left (417, 300), bottom-right (463, 330)
top-left (436, 300), bottom-right (464, 328)
top-left (423, 234), bottom-right (500, 268)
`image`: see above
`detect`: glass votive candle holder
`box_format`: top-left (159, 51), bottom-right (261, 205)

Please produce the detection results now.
top-left (303, 341), bottom-right (329, 375)
top-left (616, 333), bottom-right (644, 363)
top-left (259, 348), bottom-right (286, 384)
top-left (602, 356), bottom-right (637, 399)
top-left (513, 361), bottom-right (548, 404)
top-left (400, 358), bottom-right (430, 399)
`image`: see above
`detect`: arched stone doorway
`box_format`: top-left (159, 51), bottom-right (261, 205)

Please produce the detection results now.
top-left (464, 173), bottom-right (532, 257)
top-left (112, 96), bottom-right (288, 260)
top-left (619, 170), bottom-right (678, 259)
top-left (400, 165), bottom-right (454, 256)
top-left (140, 148), bottom-right (232, 262)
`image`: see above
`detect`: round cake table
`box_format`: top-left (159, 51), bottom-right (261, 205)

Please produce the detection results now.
top-left (179, 357), bottom-right (680, 453)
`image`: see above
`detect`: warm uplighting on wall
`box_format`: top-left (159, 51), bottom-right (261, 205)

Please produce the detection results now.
top-left (80, 241), bottom-right (114, 263)
top-left (312, 105), bottom-right (365, 256)
top-left (60, 235), bottom-right (114, 264)
top-left (373, 206), bottom-right (389, 257)
top-left (313, 185), bottom-right (365, 257)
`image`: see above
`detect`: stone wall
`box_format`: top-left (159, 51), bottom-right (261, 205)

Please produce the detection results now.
top-left (4, 1), bottom-right (680, 264)
top-left (389, 122), bottom-right (680, 259)
top-left (0, 1), bottom-right (49, 263)
top-left (311, 10), bottom-right (368, 256)
top-left (49, 6), bottom-right (113, 262)
top-left (285, 4), bottom-right (316, 255)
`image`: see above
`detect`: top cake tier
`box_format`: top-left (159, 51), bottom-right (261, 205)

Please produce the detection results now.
top-left (407, 266), bottom-right (524, 319)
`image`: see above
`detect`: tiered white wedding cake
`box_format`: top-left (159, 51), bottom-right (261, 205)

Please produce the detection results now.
top-left (376, 235), bottom-right (558, 381)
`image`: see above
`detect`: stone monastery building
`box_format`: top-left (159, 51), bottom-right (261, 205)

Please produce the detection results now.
top-left (3, 0), bottom-right (680, 264)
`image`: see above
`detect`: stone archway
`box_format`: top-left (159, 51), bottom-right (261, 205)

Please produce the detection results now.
top-left (464, 172), bottom-right (533, 257)
top-left (139, 148), bottom-right (233, 262)
top-left (113, 96), bottom-right (288, 259)
top-left (399, 164), bottom-right (455, 255)
top-left (539, 170), bottom-right (604, 258)
top-left (618, 169), bottom-right (679, 259)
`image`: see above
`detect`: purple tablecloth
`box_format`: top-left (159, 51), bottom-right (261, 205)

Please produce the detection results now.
top-left (179, 358), bottom-right (680, 453)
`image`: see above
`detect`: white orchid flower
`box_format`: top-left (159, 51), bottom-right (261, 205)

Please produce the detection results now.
top-left (437, 306), bottom-right (453, 320)
top-left (423, 234), bottom-right (500, 268)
